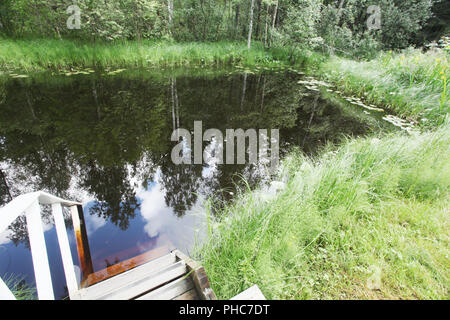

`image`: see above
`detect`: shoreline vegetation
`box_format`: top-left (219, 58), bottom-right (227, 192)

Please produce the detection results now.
top-left (1, 39), bottom-right (447, 125)
top-left (0, 39), bottom-right (290, 71)
top-left (1, 38), bottom-right (449, 300)
top-left (199, 126), bottom-right (449, 300)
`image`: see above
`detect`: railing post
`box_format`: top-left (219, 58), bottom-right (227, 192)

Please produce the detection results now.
top-left (25, 200), bottom-right (55, 300)
top-left (70, 205), bottom-right (94, 287)
top-left (52, 203), bottom-right (79, 298)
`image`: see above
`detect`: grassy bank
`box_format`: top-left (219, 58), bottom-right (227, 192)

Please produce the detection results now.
top-left (2, 274), bottom-right (36, 300)
top-left (0, 39), bottom-right (290, 72)
top-left (2, 38), bottom-right (446, 125)
top-left (319, 49), bottom-right (449, 127)
top-left (199, 127), bottom-right (449, 300)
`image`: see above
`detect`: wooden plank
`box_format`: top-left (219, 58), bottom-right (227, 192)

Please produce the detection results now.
top-left (191, 267), bottom-right (217, 300)
top-left (173, 289), bottom-right (199, 300)
top-left (137, 277), bottom-right (194, 300)
top-left (25, 200), bottom-right (54, 300)
top-left (78, 252), bottom-right (176, 300)
top-left (230, 285), bottom-right (266, 300)
top-left (52, 203), bottom-right (79, 299)
top-left (173, 249), bottom-right (199, 270)
top-left (85, 244), bottom-right (171, 287)
top-left (95, 261), bottom-right (187, 300)
top-left (173, 250), bottom-right (217, 300)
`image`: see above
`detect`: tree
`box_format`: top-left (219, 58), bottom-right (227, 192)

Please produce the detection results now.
top-left (247, 0), bottom-right (256, 48)
top-left (318, 0), bottom-right (434, 54)
top-left (275, 0), bottom-right (322, 54)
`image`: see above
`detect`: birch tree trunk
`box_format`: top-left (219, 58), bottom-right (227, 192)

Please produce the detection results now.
top-left (171, 78), bottom-right (176, 130)
top-left (264, 4), bottom-right (269, 47)
top-left (247, 0), bottom-right (256, 49)
top-left (168, 0), bottom-right (174, 34)
top-left (240, 73), bottom-right (248, 110)
top-left (271, 0), bottom-right (278, 29)
top-left (269, 0), bottom-right (279, 47)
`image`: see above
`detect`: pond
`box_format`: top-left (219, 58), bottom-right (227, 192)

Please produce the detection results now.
top-left (0, 67), bottom-right (395, 299)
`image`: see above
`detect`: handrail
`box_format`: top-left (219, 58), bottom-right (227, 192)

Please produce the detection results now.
top-left (0, 191), bottom-right (81, 235)
top-left (0, 191), bottom-right (84, 300)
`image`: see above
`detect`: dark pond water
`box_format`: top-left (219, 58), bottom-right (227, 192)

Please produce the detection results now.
top-left (0, 67), bottom-right (394, 299)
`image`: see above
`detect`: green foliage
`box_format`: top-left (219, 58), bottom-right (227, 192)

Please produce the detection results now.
top-left (77, 0), bottom-right (166, 41)
top-left (0, 39), bottom-right (285, 71)
top-left (320, 48), bottom-right (450, 126)
top-left (2, 0), bottom-right (165, 41)
top-left (377, 0), bottom-right (434, 49)
top-left (275, 0), bottom-right (322, 50)
top-left (318, 0), bottom-right (434, 57)
top-left (199, 126), bottom-right (450, 299)
top-left (418, 0), bottom-right (450, 44)
top-left (2, 273), bottom-right (36, 300)
top-left (0, 0), bottom-right (441, 53)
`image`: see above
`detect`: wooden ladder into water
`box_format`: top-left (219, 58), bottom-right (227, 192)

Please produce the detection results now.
top-left (71, 250), bottom-right (217, 300)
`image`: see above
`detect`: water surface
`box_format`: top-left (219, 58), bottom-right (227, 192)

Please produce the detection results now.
top-left (0, 67), bottom-right (394, 299)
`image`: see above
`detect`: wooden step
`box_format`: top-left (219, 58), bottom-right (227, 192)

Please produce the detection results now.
top-left (96, 261), bottom-right (187, 300)
top-left (173, 288), bottom-right (199, 300)
top-left (75, 252), bottom-right (178, 300)
top-left (137, 276), bottom-right (195, 300)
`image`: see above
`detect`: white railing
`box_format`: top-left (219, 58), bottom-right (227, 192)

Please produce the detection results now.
top-left (0, 191), bottom-right (84, 300)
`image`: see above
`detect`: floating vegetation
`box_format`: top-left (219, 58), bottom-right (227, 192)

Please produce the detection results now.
top-left (298, 77), bottom-right (332, 93)
top-left (10, 74), bottom-right (28, 78)
top-left (383, 114), bottom-right (416, 133)
top-left (344, 96), bottom-right (385, 112)
top-left (107, 69), bottom-right (127, 75)
top-left (305, 85), bottom-right (320, 92)
top-left (62, 68), bottom-right (96, 76)
top-left (298, 77), bottom-right (331, 88)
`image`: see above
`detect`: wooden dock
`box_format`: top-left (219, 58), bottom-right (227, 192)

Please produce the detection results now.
top-left (71, 250), bottom-right (217, 300)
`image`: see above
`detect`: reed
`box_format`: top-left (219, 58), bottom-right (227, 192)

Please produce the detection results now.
top-left (0, 39), bottom-right (288, 72)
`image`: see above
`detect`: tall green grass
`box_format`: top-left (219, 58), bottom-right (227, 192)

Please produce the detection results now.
top-left (0, 39), bottom-right (288, 72)
top-left (1, 39), bottom-right (447, 127)
top-left (198, 127), bottom-right (450, 300)
top-left (320, 48), bottom-right (449, 126)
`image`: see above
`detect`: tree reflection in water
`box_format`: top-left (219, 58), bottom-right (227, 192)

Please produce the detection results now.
top-left (0, 68), bottom-right (386, 247)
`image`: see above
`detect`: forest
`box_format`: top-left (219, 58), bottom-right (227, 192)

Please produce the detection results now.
top-left (0, 0), bottom-right (449, 54)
